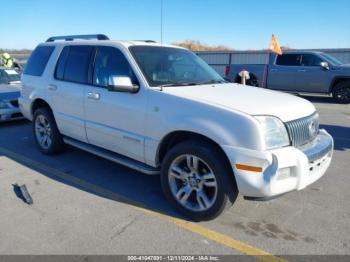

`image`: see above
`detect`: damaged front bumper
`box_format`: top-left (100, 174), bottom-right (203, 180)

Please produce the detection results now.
top-left (222, 129), bottom-right (333, 198)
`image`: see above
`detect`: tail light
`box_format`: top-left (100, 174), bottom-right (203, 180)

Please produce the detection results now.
top-left (225, 65), bottom-right (230, 77)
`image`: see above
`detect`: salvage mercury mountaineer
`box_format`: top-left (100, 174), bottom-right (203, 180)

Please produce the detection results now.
top-left (19, 34), bottom-right (333, 220)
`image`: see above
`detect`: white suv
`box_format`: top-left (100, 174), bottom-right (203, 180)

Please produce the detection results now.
top-left (20, 34), bottom-right (333, 220)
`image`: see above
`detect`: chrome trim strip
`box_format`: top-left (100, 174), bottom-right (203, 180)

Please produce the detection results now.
top-left (286, 113), bottom-right (319, 148)
top-left (63, 137), bottom-right (159, 175)
top-left (302, 130), bottom-right (333, 163)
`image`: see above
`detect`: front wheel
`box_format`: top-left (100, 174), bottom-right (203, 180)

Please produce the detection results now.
top-left (160, 140), bottom-right (238, 221)
top-left (333, 81), bottom-right (350, 104)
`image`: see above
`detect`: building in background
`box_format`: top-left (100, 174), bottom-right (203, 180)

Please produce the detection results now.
top-left (196, 48), bottom-right (350, 76)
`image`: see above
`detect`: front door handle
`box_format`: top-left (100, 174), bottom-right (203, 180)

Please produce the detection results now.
top-left (270, 69), bottom-right (278, 72)
top-left (298, 69), bottom-right (307, 72)
top-left (87, 92), bottom-right (100, 100)
top-left (48, 84), bottom-right (58, 91)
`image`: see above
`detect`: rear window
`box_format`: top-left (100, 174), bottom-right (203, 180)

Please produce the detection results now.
top-left (55, 45), bottom-right (94, 84)
top-left (23, 45), bottom-right (55, 76)
top-left (276, 54), bottom-right (301, 66)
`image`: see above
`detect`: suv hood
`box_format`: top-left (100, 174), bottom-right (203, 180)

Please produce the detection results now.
top-left (162, 83), bottom-right (316, 122)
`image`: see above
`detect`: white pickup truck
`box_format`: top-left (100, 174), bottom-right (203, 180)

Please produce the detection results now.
top-left (20, 34), bottom-right (333, 221)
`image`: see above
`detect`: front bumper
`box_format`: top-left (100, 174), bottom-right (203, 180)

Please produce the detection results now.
top-left (0, 107), bottom-right (24, 122)
top-left (222, 129), bottom-right (333, 198)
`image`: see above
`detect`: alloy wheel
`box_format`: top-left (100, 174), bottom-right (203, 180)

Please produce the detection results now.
top-left (35, 115), bottom-right (53, 149)
top-left (168, 154), bottom-right (218, 212)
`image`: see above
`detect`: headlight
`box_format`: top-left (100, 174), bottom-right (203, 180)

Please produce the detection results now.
top-left (0, 100), bottom-right (9, 109)
top-left (255, 116), bottom-right (290, 149)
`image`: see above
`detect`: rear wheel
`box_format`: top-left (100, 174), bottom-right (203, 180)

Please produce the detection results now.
top-left (33, 107), bottom-right (65, 154)
top-left (332, 81), bottom-right (350, 104)
top-left (160, 140), bottom-right (238, 221)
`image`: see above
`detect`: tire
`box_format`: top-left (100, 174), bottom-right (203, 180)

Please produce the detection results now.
top-left (160, 140), bottom-right (238, 221)
top-left (332, 81), bottom-right (350, 104)
top-left (33, 107), bottom-right (65, 154)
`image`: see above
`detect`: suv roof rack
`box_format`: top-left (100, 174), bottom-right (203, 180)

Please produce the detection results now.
top-left (133, 40), bottom-right (157, 43)
top-left (46, 34), bottom-right (109, 42)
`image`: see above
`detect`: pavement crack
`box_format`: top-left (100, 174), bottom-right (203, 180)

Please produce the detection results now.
top-left (110, 215), bottom-right (140, 240)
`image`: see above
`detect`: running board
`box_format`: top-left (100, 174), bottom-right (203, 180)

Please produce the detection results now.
top-left (63, 137), bottom-right (159, 175)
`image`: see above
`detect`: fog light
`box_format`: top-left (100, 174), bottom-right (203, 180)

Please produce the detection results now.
top-left (277, 167), bottom-right (291, 180)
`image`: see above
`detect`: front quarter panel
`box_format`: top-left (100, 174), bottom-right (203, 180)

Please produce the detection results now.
top-left (144, 89), bottom-right (264, 166)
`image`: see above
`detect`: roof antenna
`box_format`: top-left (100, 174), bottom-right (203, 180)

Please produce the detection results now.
top-left (160, 0), bottom-right (164, 91)
top-left (161, 0), bottom-right (163, 46)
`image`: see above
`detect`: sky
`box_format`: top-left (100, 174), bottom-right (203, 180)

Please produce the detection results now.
top-left (1, 0), bottom-right (349, 50)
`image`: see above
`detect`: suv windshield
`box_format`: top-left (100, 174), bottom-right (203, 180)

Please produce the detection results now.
top-left (129, 46), bottom-right (224, 87)
top-left (7, 73), bottom-right (21, 82)
top-left (1, 69), bottom-right (21, 83)
top-left (319, 53), bottom-right (343, 66)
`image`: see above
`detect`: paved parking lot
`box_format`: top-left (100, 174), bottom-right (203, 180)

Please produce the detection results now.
top-left (0, 95), bottom-right (349, 259)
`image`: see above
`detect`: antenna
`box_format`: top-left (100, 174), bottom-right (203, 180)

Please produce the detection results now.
top-left (160, 0), bottom-right (164, 91)
top-left (160, 0), bottom-right (163, 46)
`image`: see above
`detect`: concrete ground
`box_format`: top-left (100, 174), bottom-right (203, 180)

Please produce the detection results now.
top-left (0, 95), bottom-right (349, 259)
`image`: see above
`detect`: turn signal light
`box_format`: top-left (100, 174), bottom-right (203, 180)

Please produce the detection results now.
top-left (235, 164), bottom-right (263, 172)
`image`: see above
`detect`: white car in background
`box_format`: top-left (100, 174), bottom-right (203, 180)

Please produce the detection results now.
top-left (19, 34), bottom-right (333, 221)
top-left (0, 84), bottom-right (23, 122)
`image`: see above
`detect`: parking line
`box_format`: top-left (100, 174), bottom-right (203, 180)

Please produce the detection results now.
top-left (0, 146), bottom-right (286, 262)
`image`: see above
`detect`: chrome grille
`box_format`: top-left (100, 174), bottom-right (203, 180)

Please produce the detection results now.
top-left (285, 113), bottom-right (319, 148)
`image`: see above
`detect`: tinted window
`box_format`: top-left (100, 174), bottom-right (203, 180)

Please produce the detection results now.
top-left (23, 45), bottom-right (54, 76)
top-left (276, 54), bottom-right (301, 66)
top-left (93, 46), bottom-right (138, 87)
top-left (55, 46), bottom-right (70, 80)
top-left (129, 46), bottom-right (223, 86)
top-left (301, 54), bottom-right (323, 66)
top-left (62, 46), bottom-right (94, 84)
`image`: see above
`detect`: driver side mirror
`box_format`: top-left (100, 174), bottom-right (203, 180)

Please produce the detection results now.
top-left (107, 76), bottom-right (139, 93)
top-left (320, 61), bottom-right (330, 70)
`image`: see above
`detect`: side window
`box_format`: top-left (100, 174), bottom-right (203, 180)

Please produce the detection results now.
top-left (301, 54), bottom-right (323, 67)
top-left (23, 45), bottom-right (55, 76)
top-left (61, 46), bottom-right (94, 84)
top-left (276, 54), bottom-right (301, 66)
top-left (93, 46), bottom-right (138, 87)
top-left (55, 46), bottom-right (69, 80)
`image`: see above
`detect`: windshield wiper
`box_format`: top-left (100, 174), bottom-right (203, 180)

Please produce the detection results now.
top-left (159, 80), bottom-right (227, 87)
top-left (199, 79), bottom-right (228, 85)
top-left (160, 82), bottom-right (199, 87)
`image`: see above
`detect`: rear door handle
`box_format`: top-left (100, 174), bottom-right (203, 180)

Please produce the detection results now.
top-left (270, 69), bottom-right (278, 72)
top-left (298, 69), bottom-right (307, 72)
top-left (87, 92), bottom-right (100, 100)
top-left (48, 84), bottom-right (58, 91)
